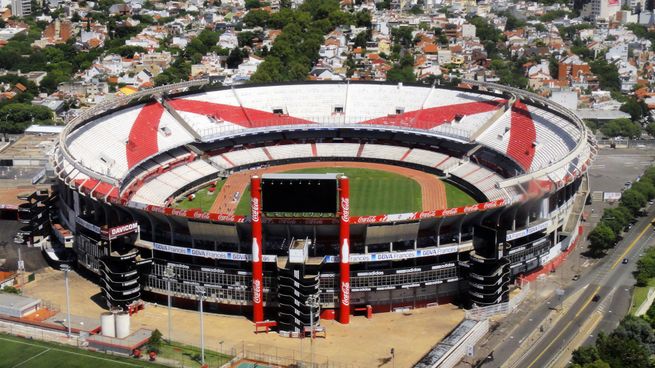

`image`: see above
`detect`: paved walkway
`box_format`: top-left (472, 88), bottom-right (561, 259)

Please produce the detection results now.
top-left (635, 287), bottom-right (655, 316)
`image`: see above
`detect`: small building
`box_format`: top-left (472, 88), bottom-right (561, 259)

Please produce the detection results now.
top-left (0, 292), bottom-right (41, 318)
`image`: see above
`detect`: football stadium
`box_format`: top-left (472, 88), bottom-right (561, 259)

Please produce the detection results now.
top-left (33, 80), bottom-right (594, 333)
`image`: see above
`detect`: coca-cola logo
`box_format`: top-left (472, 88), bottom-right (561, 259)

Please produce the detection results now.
top-left (483, 201), bottom-right (499, 210)
top-left (252, 279), bottom-right (262, 304)
top-left (252, 238), bottom-right (260, 262)
top-left (442, 208), bottom-right (459, 216)
top-left (464, 205), bottom-right (479, 213)
top-left (341, 281), bottom-right (350, 306)
top-left (340, 198), bottom-right (350, 223)
top-left (251, 197), bottom-right (259, 223)
top-left (340, 239), bottom-right (349, 264)
top-left (357, 216), bottom-right (378, 224)
top-left (172, 209), bottom-right (186, 217)
top-left (193, 211), bottom-right (210, 220)
top-left (419, 211), bottom-right (436, 219)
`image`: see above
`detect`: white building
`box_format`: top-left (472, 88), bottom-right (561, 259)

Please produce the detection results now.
top-left (581, 0), bottom-right (621, 21)
top-left (11, 0), bottom-right (31, 17)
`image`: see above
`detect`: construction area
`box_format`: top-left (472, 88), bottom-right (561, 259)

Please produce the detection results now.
top-left (18, 268), bottom-right (465, 367)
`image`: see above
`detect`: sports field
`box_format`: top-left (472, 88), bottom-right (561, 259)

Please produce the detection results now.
top-left (175, 180), bottom-right (226, 210)
top-left (0, 333), bottom-right (160, 368)
top-left (175, 166), bottom-right (477, 216)
top-left (232, 167), bottom-right (475, 216)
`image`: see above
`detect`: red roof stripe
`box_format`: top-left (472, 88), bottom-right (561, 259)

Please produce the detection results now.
top-left (126, 102), bottom-right (165, 169)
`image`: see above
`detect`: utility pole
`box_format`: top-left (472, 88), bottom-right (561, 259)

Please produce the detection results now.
top-left (196, 286), bottom-right (206, 365)
top-left (61, 264), bottom-right (72, 338)
top-left (164, 266), bottom-right (175, 344)
top-left (307, 294), bottom-right (320, 368)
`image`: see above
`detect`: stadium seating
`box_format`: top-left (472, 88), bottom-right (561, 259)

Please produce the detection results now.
top-left (403, 148), bottom-right (450, 168)
top-left (315, 143), bottom-right (360, 157)
top-left (360, 144), bottom-right (409, 161)
top-left (223, 147), bottom-right (269, 167)
top-left (131, 159), bottom-right (218, 206)
top-left (266, 144), bottom-right (314, 160)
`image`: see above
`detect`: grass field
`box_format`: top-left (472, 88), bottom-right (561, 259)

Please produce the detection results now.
top-left (444, 182), bottom-right (476, 208)
top-left (630, 278), bottom-right (655, 315)
top-left (175, 180), bottom-right (226, 210)
top-left (270, 167), bottom-right (422, 216)
top-left (174, 167), bottom-right (477, 216)
top-left (157, 341), bottom-right (231, 367)
top-left (0, 333), bottom-right (160, 368)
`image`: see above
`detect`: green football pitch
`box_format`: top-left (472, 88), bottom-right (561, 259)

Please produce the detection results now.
top-left (233, 167), bottom-right (476, 216)
top-left (0, 334), bottom-right (160, 368)
top-left (175, 167), bottom-right (477, 216)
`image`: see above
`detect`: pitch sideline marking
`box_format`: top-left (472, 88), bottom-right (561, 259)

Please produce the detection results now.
top-left (12, 348), bottom-right (50, 368)
top-left (0, 336), bottom-right (141, 367)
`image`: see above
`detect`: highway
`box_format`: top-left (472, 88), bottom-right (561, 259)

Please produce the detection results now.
top-left (502, 212), bottom-right (655, 368)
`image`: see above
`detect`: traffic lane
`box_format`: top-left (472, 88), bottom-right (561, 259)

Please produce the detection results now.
top-left (509, 282), bottom-right (600, 368)
top-left (584, 286), bottom-right (631, 348)
top-left (521, 224), bottom-right (655, 367)
top-left (523, 284), bottom-right (614, 368)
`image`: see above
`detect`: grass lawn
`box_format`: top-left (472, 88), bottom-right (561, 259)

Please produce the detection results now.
top-left (630, 278), bottom-right (655, 315)
top-left (157, 342), bottom-right (231, 367)
top-left (175, 180), bottom-right (226, 211)
top-left (444, 182), bottom-right (477, 208)
top-left (0, 333), bottom-right (161, 368)
top-left (234, 167), bottom-right (423, 216)
top-left (175, 167), bottom-right (478, 216)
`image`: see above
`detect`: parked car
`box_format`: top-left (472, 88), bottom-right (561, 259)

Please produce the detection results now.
top-left (572, 274), bottom-right (580, 281)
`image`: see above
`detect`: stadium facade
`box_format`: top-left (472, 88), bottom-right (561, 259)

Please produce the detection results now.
top-left (38, 81), bottom-right (594, 333)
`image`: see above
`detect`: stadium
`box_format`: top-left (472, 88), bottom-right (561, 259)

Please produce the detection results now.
top-left (40, 80), bottom-right (595, 334)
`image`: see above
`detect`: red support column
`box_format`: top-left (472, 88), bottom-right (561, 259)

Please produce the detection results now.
top-left (251, 176), bottom-right (264, 322)
top-left (338, 176), bottom-right (351, 324)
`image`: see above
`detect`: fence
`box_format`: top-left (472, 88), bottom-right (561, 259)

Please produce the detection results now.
top-left (0, 317), bottom-right (359, 368)
top-left (465, 282), bottom-right (531, 321)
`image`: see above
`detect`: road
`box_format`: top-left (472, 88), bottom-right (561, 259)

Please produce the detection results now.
top-left (504, 211), bottom-right (655, 368)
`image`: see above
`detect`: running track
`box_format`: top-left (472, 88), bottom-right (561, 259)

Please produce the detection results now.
top-left (209, 162), bottom-right (447, 215)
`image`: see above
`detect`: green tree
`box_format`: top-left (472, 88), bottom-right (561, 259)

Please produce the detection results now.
top-left (1, 286), bottom-right (21, 294)
top-left (571, 345), bottom-right (601, 365)
top-left (620, 189), bottom-right (647, 215)
top-left (599, 118), bottom-right (641, 138)
top-left (243, 9), bottom-right (270, 28)
top-left (621, 98), bottom-right (648, 121)
top-left (596, 333), bottom-right (651, 368)
top-left (631, 181), bottom-right (655, 201)
top-left (588, 222), bottom-right (616, 255)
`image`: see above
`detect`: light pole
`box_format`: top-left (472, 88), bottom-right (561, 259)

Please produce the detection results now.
top-left (307, 294), bottom-right (320, 368)
top-left (61, 264), bottom-right (72, 338)
top-left (163, 266), bottom-right (175, 344)
top-left (196, 286), bottom-right (206, 365)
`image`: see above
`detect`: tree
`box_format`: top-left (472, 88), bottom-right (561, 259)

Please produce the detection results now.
top-left (596, 333), bottom-right (651, 368)
top-left (612, 316), bottom-right (655, 354)
top-left (226, 48), bottom-right (244, 69)
top-left (571, 345), bottom-right (601, 365)
top-left (621, 97), bottom-right (649, 122)
top-left (1, 286), bottom-right (21, 294)
top-left (588, 222), bottom-right (616, 255)
top-left (631, 181), bottom-right (655, 201)
top-left (599, 118), bottom-right (641, 138)
top-left (620, 189), bottom-right (647, 215)
top-left (148, 329), bottom-right (163, 353)
top-left (243, 9), bottom-right (270, 28)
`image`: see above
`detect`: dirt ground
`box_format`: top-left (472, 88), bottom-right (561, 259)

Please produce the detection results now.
top-left (210, 161), bottom-right (448, 215)
top-left (21, 269), bottom-right (464, 368)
